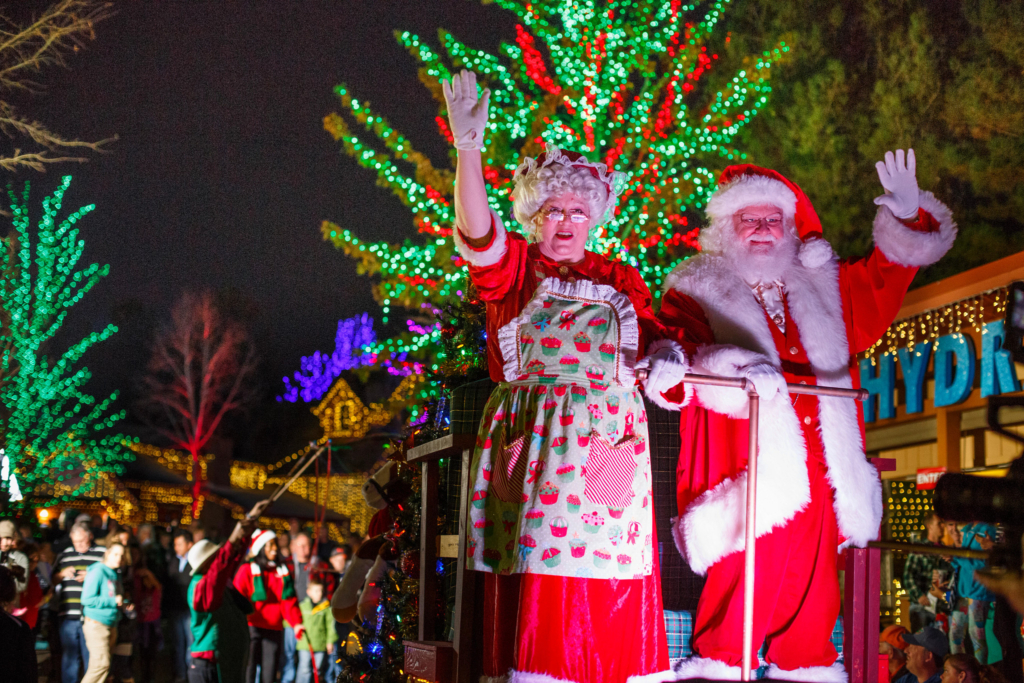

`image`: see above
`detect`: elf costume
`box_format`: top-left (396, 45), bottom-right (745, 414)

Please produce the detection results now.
top-left (233, 529), bottom-right (303, 683)
top-left (649, 154), bottom-right (956, 681)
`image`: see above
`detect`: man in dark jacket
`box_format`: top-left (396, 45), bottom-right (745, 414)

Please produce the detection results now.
top-left (0, 565), bottom-right (38, 683)
top-left (187, 500), bottom-right (269, 683)
top-left (167, 530), bottom-right (195, 683)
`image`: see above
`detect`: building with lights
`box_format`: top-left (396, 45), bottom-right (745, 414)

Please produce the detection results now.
top-left (31, 370), bottom-right (422, 538)
top-left (859, 250), bottom-right (1024, 625)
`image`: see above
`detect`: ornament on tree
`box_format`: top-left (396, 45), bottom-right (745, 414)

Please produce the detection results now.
top-left (399, 549), bottom-right (420, 578)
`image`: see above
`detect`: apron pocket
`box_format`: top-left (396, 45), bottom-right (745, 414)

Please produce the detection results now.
top-left (583, 434), bottom-right (639, 507)
top-left (491, 432), bottom-right (529, 503)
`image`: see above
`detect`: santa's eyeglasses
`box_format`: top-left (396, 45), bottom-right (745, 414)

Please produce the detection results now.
top-left (740, 214), bottom-right (783, 227)
top-left (543, 208), bottom-right (589, 224)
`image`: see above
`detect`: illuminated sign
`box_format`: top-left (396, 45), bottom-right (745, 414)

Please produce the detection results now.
top-left (861, 320), bottom-right (1021, 422)
top-left (915, 466), bottom-right (946, 490)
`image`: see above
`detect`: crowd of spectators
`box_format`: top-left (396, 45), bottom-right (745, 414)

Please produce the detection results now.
top-left (881, 623), bottom-right (1009, 683)
top-left (0, 509), bottom-right (355, 683)
top-left (900, 512), bottom-right (1019, 671)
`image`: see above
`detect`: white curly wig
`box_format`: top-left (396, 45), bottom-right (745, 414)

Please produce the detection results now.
top-left (511, 143), bottom-right (626, 242)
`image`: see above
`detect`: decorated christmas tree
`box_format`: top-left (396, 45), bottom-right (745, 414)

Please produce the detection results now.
top-left (337, 458), bottom-right (426, 683)
top-left (0, 177), bottom-right (131, 503)
top-left (322, 0), bottom-right (789, 370)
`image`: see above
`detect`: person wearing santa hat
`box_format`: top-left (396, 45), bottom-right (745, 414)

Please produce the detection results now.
top-left (639, 149), bottom-right (956, 681)
top-left (233, 529), bottom-right (304, 683)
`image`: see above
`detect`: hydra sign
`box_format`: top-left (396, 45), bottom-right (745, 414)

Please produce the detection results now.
top-left (859, 320), bottom-right (1021, 423)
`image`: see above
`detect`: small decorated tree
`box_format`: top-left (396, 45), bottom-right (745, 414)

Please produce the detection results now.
top-left (336, 458), bottom-right (424, 683)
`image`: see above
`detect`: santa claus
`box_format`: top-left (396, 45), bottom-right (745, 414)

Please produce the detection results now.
top-left (639, 150), bottom-right (956, 681)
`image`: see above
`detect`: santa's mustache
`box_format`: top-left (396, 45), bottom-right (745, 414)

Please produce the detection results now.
top-left (744, 233), bottom-right (778, 245)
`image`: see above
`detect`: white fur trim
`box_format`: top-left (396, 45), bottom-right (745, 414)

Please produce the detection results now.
top-left (673, 656), bottom-right (743, 680)
top-left (627, 670), bottom-right (679, 683)
top-left (643, 339), bottom-right (693, 410)
top-left (497, 277), bottom-right (640, 386)
top-left (706, 175), bottom-right (797, 223)
top-left (454, 209), bottom-right (509, 267)
top-left (691, 344), bottom-right (772, 418)
top-left (507, 670), bottom-right (576, 683)
top-left (798, 237), bottom-right (836, 269)
top-left (871, 191), bottom-right (956, 267)
top-left (665, 251), bottom-right (882, 573)
top-left (765, 663), bottom-right (847, 683)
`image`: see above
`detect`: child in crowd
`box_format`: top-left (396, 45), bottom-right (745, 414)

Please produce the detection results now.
top-left (296, 575), bottom-right (337, 683)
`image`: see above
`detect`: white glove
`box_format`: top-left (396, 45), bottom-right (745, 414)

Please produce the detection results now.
top-left (441, 70), bottom-right (490, 151)
top-left (742, 362), bottom-right (788, 400)
top-left (873, 148), bottom-right (920, 219)
top-left (636, 343), bottom-right (689, 397)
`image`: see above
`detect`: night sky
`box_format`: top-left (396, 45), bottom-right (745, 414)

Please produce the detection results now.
top-left (12, 2), bottom-right (517, 429)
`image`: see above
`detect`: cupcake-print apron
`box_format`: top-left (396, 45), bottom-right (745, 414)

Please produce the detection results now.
top-left (466, 277), bottom-right (654, 579)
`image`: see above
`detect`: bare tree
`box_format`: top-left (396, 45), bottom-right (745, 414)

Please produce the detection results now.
top-left (140, 292), bottom-right (258, 514)
top-left (0, 0), bottom-right (116, 172)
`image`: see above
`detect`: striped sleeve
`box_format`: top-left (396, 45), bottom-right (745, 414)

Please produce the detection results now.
top-left (54, 546), bottom-right (105, 617)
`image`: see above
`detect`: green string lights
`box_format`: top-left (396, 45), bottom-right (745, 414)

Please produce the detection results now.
top-left (322, 0), bottom-right (789, 369)
top-left (0, 176), bottom-right (132, 504)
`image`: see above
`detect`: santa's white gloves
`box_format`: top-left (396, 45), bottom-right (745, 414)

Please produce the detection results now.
top-left (742, 362), bottom-right (788, 400)
top-left (637, 341), bottom-right (689, 399)
top-left (873, 148), bottom-right (920, 220)
top-left (442, 70), bottom-right (490, 151)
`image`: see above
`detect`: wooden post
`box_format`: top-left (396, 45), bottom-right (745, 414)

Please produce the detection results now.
top-left (452, 442), bottom-right (479, 683)
top-left (405, 434), bottom-right (477, 683)
top-left (420, 458), bottom-right (439, 642)
top-left (844, 546), bottom-right (882, 683)
top-left (935, 407), bottom-right (962, 473)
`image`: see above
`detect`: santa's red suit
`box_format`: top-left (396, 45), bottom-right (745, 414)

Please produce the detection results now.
top-left (651, 165), bottom-right (956, 681)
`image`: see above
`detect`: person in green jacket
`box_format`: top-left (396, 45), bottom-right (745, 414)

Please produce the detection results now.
top-left (186, 500), bottom-right (269, 683)
top-left (296, 576), bottom-right (338, 683)
top-left (80, 543), bottom-right (126, 683)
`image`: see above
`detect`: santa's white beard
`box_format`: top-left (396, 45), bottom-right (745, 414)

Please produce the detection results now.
top-left (723, 233), bottom-right (798, 283)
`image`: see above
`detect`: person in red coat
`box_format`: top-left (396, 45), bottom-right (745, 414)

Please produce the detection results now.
top-left (443, 69), bottom-right (679, 683)
top-left (233, 529), bottom-right (304, 683)
top-left (643, 150), bottom-right (956, 681)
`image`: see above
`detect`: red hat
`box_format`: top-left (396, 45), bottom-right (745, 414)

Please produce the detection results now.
top-left (250, 529), bottom-right (276, 557)
top-left (701, 165), bottom-right (834, 267)
top-left (881, 624), bottom-right (909, 651)
top-left (706, 165), bottom-right (823, 241)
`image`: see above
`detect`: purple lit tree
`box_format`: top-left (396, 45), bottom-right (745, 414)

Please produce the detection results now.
top-left (280, 313), bottom-right (377, 403)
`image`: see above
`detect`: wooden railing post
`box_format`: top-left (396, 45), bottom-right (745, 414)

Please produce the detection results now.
top-left (844, 546), bottom-right (882, 683)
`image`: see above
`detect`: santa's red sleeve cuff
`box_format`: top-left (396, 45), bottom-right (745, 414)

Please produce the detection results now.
top-left (872, 190), bottom-right (956, 267)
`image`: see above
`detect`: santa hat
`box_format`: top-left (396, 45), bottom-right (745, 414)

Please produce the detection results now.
top-left (702, 164), bottom-right (835, 268)
top-left (250, 529), bottom-right (276, 557)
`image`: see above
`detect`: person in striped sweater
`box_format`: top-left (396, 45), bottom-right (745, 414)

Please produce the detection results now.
top-left (53, 522), bottom-right (105, 683)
